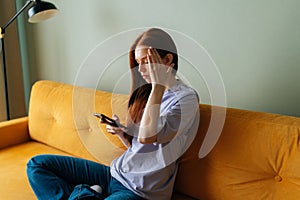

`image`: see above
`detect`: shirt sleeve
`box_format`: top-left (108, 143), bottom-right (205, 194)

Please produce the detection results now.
top-left (156, 91), bottom-right (199, 144)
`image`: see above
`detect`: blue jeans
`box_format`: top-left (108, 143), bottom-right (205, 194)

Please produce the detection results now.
top-left (27, 154), bottom-right (144, 200)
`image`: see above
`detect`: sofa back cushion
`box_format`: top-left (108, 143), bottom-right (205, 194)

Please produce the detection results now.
top-left (28, 80), bottom-right (127, 165)
top-left (174, 104), bottom-right (300, 199)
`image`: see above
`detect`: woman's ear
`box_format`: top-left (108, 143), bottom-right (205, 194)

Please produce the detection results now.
top-left (163, 53), bottom-right (174, 66)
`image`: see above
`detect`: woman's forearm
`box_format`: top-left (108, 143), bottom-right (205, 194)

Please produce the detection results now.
top-left (138, 85), bottom-right (165, 144)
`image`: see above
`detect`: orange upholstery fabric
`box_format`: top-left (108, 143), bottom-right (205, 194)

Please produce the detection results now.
top-left (0, 80), bottom-right (300, 200)
top-left (0, 117), bottom-right (30, 149)
top-left (0, 142), bottom-right (71, 200)
top-left (175, 105), bottom-right (300, 199)
top-left (28, 80), bottom-right (127, 165)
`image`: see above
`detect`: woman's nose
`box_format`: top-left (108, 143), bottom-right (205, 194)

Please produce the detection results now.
top-left (138, 64), bottom-right (146, 73)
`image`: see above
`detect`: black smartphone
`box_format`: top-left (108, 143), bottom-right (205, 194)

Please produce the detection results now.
top-left (93, 113), bottom-right (127, 130)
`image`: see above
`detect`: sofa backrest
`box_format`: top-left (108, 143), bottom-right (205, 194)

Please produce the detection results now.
top-left (175, 104), bottom-right (300, 199)
top-left (28, 80), bottom-right (128, 164)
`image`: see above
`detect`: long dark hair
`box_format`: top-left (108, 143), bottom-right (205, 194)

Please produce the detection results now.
top-left (127, 28), bottom-right (178, 125)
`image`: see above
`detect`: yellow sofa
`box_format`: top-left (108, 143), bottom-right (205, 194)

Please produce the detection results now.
top-left (1, 80), bottom-right (300, 200)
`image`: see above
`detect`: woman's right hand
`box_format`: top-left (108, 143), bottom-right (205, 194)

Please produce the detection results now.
top-left (100, 114), bottom-right (132, 148)
top-left (100, 114), bottom-right (125, 135)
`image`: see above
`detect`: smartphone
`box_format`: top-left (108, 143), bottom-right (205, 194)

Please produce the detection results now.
top-left (93, 113), bottom-right (127, 130)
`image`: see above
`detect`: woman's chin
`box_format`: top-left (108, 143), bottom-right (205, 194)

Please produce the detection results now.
top-left (142, 77), bottom-right (151, 83)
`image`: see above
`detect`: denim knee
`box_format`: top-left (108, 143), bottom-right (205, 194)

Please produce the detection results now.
top-left (26, 154), bottom-right (72, 200)
top-left (26, 154), bottom-right (52, 179)
top-left (27, 154), bottom-right (47, 168)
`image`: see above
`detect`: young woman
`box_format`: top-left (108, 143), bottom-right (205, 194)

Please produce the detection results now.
top-left (27, 28), bottom-right (200, 200)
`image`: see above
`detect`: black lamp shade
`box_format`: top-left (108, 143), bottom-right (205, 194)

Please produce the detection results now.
top-left (28, 1), bottom-right (58, 23)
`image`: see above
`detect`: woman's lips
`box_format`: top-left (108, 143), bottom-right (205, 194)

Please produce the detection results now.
top-left (142, 75), bottom-right (149, 79)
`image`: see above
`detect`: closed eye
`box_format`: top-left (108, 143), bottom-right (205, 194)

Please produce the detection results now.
top-left (136, 56), bottom-right (148, 65)
top-left (141, 60), bottom-right (148, 65)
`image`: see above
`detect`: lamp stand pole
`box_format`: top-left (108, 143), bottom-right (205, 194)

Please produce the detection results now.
top-left (0, 0), bottom-right (33, 120)
top-left (0, 29), bottom-right (10, 120)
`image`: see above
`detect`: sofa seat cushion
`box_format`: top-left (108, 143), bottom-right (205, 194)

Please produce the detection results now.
top-left (0, 141), bottom-right (72, 200)
top-left (0, 140), bottom-right (195, 200)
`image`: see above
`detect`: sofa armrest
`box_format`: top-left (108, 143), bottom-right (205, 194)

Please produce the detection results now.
top-left (0, 117), bottom-right (30, 149)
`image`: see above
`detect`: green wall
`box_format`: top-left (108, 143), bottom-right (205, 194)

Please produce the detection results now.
top-left (20, 0), bottom-right (300, 117)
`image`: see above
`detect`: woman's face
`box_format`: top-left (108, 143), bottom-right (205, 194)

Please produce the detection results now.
top-left (135, 45), bottom-right (152, 83)
top-left (135, 45), bottom-right (173, 83)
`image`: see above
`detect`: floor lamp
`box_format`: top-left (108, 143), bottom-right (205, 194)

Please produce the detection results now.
top-left (0, 0), bottom-right (58, 120)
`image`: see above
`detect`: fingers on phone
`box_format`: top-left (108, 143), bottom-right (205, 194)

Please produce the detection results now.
top-left (106, 125), bottom-right (122, 134)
